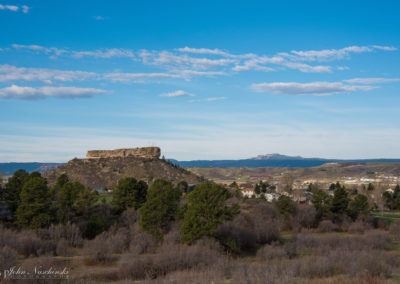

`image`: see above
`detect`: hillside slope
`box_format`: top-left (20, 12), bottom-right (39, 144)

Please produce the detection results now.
top-left (44, 156), bottom-right (203, 190)
top-left (188, 162), bottom-right (400, 182)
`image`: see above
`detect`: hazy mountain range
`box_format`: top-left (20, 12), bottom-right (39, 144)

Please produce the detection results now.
top-left (2, 154), bottom-right (400, 175)
top-left (168, 154), bottom-right (400, 168)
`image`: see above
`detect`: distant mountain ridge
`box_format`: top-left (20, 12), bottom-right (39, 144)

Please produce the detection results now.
top-left (0, 162), bottom-right (63, 176)
top-left (169, 154), bottom-right (400, 168)
top-left (251, 154), bottom-right (306, 160)
top-left (3, 153), bottom-right (400, 176)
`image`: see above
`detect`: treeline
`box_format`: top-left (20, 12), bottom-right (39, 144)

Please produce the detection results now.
top-left (0, 170), bottom-right (385, 249)
top-left (310, 182), bottom-right (370, 222)
top-left (0, 170), bottom-right (239, 243)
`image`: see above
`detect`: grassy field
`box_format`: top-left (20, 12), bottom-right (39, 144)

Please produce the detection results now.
top-left (373, 211), bottom-right (400, 222)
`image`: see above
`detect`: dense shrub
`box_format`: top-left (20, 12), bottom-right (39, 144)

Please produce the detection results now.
top-left (85, 234), bottom-right (118, 265)
top-left (0, 246), bottom-right (17, 271)
top-left (317, 220), bottom-right (337, 233)
top-left (293, 230), bottom-right (393, 254)
top-left (348, 220), bottom-right (368, 234)
top-left (17, 231), bottom-right (56, 257)
top-left (256, 243), bottom-right (286, 260)
top-left (120, 243), bottom-right (220, 280)
top-left (216, 215), bottom-right (257, 253)
top-left (389, 221), bottom-right (400, 240)
top-left (294, 205), bottom-right (316, 229)
top-left (38, 222), bottom-right (83, 247)
top-left (129, 232), bottom-right (158, 255)
top-left (56, 239), bottom-right (69, 256)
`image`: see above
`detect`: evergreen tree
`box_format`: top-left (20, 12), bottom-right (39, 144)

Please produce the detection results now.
top-left (75, 187), bottom-right (97, 218)
top-left (348, 194), bottom-right (370, 220)
top-left (311, 189), bottom-right (332, 220)
top-left (57, 180), bottom-right (85, 222)
top-left (3, 169), bottom-right (29, 214)
top-left (330, 184), bottom-right (350, 217)
top-left (15, 176), bottom-right (52, 229)
top-left (112, 177), bottom-right (147, 213)
top-left (367, 183), bottom-right (375, 191)
top-left (275, 195), bottom-right (296, 217)
top-left (181, 183), bottom-right (239, 243)
top-left (139, 179), bottom-right (181, 238)
top-left (176, 180), bottom-right (189, 193)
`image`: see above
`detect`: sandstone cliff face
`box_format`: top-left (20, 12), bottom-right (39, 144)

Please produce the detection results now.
top-left (86, 147), bottom-right (161, 159)
top-left (44, 155), bottom-right (204, 190)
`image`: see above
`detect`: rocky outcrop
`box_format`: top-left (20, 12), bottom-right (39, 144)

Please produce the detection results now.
top-left (86, 147), bottom-right (161, 159)
top-left (44, 155), bottom-right (204, 190)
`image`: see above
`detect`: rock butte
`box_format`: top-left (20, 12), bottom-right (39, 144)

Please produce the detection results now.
top-left (86, 147), bottom-right (161, 159)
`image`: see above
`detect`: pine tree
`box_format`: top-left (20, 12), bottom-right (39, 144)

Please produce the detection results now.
top-left (15, 176), bottom-right (52, 229)
top-left (348, 194), bottom-right (370, 220)
top-left (139, 179), bottom-right (181, 238)
top-left (181, 183), bottom-right (239, 243)
top-left (331, 184), bottom-right (350, 217)
top-left (3, 169), bottom-right (29, 214)
top-left (112, 177), bottom-right (147, 213)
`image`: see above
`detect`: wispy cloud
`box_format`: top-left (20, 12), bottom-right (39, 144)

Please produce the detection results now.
top-left (188, 97), bottom-right (226, 103)
top-left (0, 85), bottom-right (107, 100)
top-left (72, 48), bottom-right (135, 59)
top-left (0, 64), bottom-right (96, 84)
top-left (104, 72), bottom-right (180, 82)
top-left (251, 81), bottom-right (375, 96)
top-left (0, 64), bottom-right (225, 84)
top-left (282, 45), bottom-right (397, 62)
top-left (0, 4), bottom-right (28, 13)
top-left (93, 16), bottom-right (104, 20)
top-left (140, 50), bottom-right (236, 70)
top-left (206, 97), bottom-right (226, 101)
top-left (160, 90), bottom-right (195, 97)
top-left (8, 44), bottom-right (397, 76)
top-left (12, 44), bottom-right (134, 59)
top-left (344, 78), bottom-right (400, 84)
top-left (177, 47), bottom-right (232, 57)
top-left (12, 44), bottom-right (67, 55)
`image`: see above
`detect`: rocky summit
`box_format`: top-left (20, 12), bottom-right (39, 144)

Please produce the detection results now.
top-left (86, 147), bottom-right (161, 159)
top-left (44, 147), bottom-right (203, 190)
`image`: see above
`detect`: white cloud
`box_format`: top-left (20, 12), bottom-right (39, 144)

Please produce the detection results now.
top-left (21, 5), bottom-right (29, 13)
top-left (0, 64), bottom-right (96, 83)
top-left (160, 90), bottom-right (195, 97)
top-left (12, 44), bottom-right (67, 56)
top-left (286, 45), bottom-right (396, 62)
top-left (206, 97), bottom-right (226, 101)
top-left (177, 46), bottom-right (255, 59)
top-left (251, 81), bottom-right (375, 96)
top-left (344, 78), bottom-right (400, 84)
top-left (0, 4), bottom-right (19, 12)
top-left (0, 4), bottom-right (29, 13)
top-left (12, 44), bottom-right (134, 59)
top-left (372, 45), bottom-right (397, 51)
top-left (177, 47), bottom-right (232, 57)
top-left (0, 64), bottom-right (226, 84)
top-left (104, 72), bottom-right (180, 82)
top-left (282, 62), bottom-right (331, 73)
top-left (72, 48), bottom-right (135, 59)
top-left (232, 56), bottom-right (280, 72)
top-left (8, 44), bottom-right (397, 77)
top-left (0, 85), bottom-right (107, 100)
top-left (93, 16), bottom-right (104, 20)
top-left (175, 70), bottom-right (226, 78)
top-left (139, 50), bottom-right (236, 70)
top-left (188, 97), bottom-right (226, 103)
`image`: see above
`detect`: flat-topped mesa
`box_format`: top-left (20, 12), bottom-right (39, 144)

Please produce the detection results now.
top-left (86, 147), bottom-right (161, 159)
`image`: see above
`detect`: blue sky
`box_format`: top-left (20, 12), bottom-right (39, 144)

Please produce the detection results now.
top-left (0, 0), bottom-right (399, 162)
